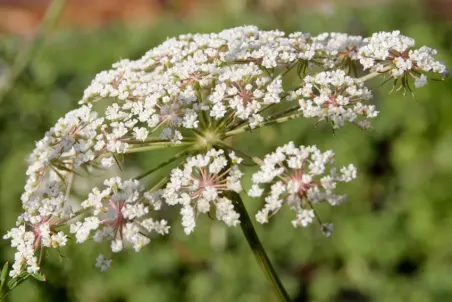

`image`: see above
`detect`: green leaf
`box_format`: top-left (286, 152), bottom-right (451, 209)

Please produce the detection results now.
top-left (31, 273), bottom-right (46, 282)
top-left (0, 263), bottom-right (9, 300)
top-left (0, 262), bottom-right (8, 291)
top-left (8, 272), bottom-right (30, 290)
top-left (0, 291), bottom-right (9, 301)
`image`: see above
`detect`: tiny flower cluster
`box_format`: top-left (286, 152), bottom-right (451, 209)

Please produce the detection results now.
top-left (4, 105), bottom-right (120, 277)
top-left (313, 32), bottom-right (364, 69)
top-left (70, 177), bottom-right (169, 269)
top-left (289, 69), bottom-right (376, 129)
top-left (3, 180), bottom-right (71, 277)
top-left (248, 142), bottom-right (357, 232)
top-left (358, 30), bottom-right (447, 88)
top-left (163, 149), bottom-right (243, 234)
top-left (3, 218), bottom-right (67, 277)
top-left (22, 106), bottom-right (105, 217)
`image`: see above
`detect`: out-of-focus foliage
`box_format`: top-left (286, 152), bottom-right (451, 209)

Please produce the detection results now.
top-left (1, 0), bottom-right (452, 301)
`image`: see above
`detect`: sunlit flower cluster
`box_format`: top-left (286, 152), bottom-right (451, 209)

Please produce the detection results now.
top-left (358, 30), bottom-right (447, 88)
top-left (22, 106), bottom-right (105, 215)
top-left (249, 142), bottom-right (357, 229)
top-left (290, 69), bottom-right (376, 129)
top-left (314, 32), bottom-right (364, 69)
top-left (71, 177), bottom-right (169, 251)
top-left (163, 149), bottom-right (243, 234)
top-left (2, 26), bottom-right (447, 281)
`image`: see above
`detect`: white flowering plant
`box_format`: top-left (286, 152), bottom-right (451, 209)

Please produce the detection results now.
top-left (0, 26), bottom-right (447, 301)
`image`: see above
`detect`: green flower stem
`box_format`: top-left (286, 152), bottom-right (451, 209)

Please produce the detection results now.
top-left (229, 192), bottom-right (291, 302)
top-left (54, 208), bottom-right (90, 228)
top-left (146, 175), bottom-right (169, 193)
top-left (224, 112), bottom-right (303, 138)
top-left (263, 105), bottom-right (300, 122)
top-left (135, 148), bottom-right (192, 180)
top-left (0, 0), bottom-right (66, 103)
top-left (64, 162), bottom-right (75, 201)
top-left (358, 66), bottom-right (392, 82)
top-left (124, 137), bottom-right (196, 144)
top-left (214, 140), bottom-right (263, 166)
top-left (125, 141), bottom-right (194, 154)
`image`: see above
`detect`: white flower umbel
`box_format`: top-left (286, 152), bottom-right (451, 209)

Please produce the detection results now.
top-left (292, 70), bottom-right (376, 129)
top-left (22, 106), bottom-right (106, 212)
top-left (358, 31), bottom-right (447, 88)
top-left (2, 26), bottom-right (448, 291)
top-left (209, 65), bottom-right (283, 128)
top-left (70, 177), bottom-right (169, 269)
top-left (6, 104), bottom-right (120, 277)
top-left (249, 142), bottom-right (357, 231)
top-left (163, 149), bottom-right (243, 234)
top-left (314, 32), bottom-right (364, 69)
top-left (3, 214), bottom-right (68, 277)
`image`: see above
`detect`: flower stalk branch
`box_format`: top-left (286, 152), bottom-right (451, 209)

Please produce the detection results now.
top-left (224, 112), bottom-right (303, 137)
top-left (135, 148), bottom-right (193, 180)
top-left (229, 191), bottom-right (291, 302)
top-left (125, 141), bottom-right (194, 154)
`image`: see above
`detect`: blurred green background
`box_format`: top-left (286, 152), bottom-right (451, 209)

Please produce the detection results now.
top-left (1, 0), bottom-right (452, 301)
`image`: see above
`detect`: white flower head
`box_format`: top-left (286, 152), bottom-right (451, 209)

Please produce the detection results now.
top-left (250, 142), bottom-right (357, 229)
top-left (358, 31), bottom-right (447, 88)
top-left (163, 149), bottom-right (243, 233)
top-left (70, 177), bottom-right (169, 269)
top-left (296, 70), bottom-right (376, 129)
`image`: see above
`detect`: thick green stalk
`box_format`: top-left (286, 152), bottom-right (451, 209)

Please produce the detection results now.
top-left (229, 192), bottom-right (291, 302)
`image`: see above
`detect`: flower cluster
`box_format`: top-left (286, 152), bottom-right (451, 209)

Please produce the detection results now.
top-left (3, 218), bottom-right (67, 277)
top-left (70, 177), bottom-right (169, 269)
top-left (289, 69), bottom-right (376, 129)
top-left (358, 31), bottom-right (447, 88)
top-left (2, 26), bottom-right (447, 281)
top-left (22, 106), bottom-right (106, 216)
top-left (163, 149), bottom-right (243, 234)
top-left (314, 32), bottom-right (364, 69)
top-left (248, 142), bottom-right (357, 232)
top-left (209, 65), bottom-right (283, 128)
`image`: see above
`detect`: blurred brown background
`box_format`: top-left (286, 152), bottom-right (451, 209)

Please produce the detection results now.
top-left (6, 0), bottom-right (452, 35)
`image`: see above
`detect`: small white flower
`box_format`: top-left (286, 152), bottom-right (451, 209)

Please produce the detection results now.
top-left (340, 164), bottom-right (357, 182)
top-left (95, 254), bottom-right (112, 272)
top-left (292, 209), bottom-right (315, 227)
top-left (133, 127), bottom-right (149, 141)
top-left (321, 223), bottom-right (334, 237)
top-left (101, 156), bottom-right (115, 168)
top-left (414, 74), bottom-right (428, 88)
